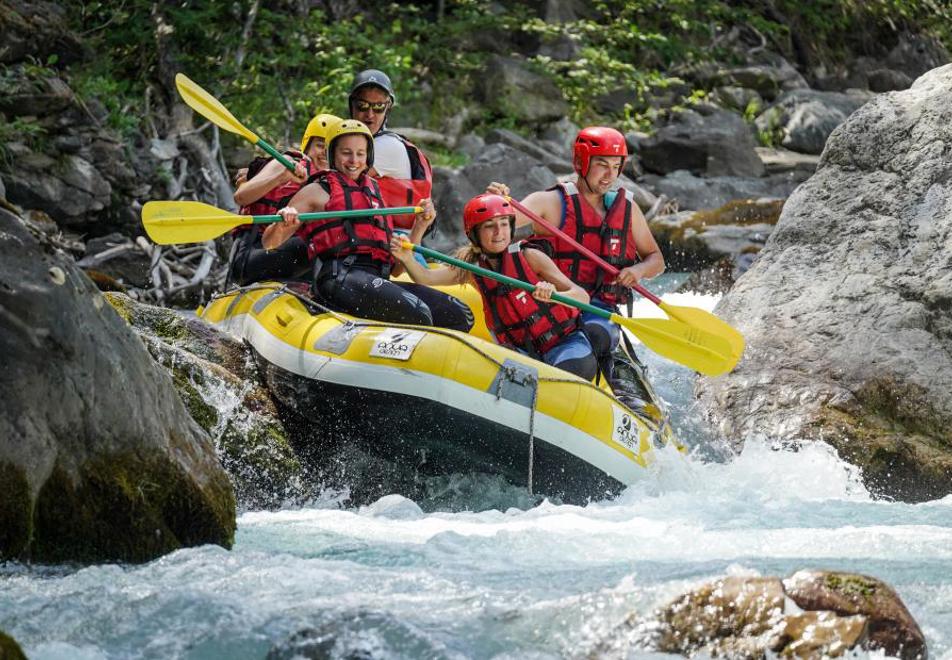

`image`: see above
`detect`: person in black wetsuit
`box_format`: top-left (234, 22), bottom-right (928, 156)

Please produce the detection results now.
top-left (269, 119), bottom-right (473, 332)
top-left (228, 113), bottom-right (339, 286)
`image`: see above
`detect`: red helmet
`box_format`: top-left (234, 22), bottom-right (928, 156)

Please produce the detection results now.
top-left (574, 126), bottom-right (628, 176)
top-left (462, 194), bottom-right (515, 241)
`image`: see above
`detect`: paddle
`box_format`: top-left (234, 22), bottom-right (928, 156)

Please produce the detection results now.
top-left (175, 73), bottom-right (297, 173)
top-left (143, 200), bottom-right (421, 245)
top-left (400, 241), bottom-right (735, 376)
top-left (507, 196), bottom-right (745, 364)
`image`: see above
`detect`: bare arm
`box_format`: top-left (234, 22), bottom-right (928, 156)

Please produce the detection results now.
top-left (233, 158), bottom-right (306, 207)
top-left (524, 248), bottom-right (589, 305)
top-left (616, 204), bottom-right (664, 287)
top-left (262, 182), bottom-right (329, 250)
top-left (389, 237), bottom-right (462, 286)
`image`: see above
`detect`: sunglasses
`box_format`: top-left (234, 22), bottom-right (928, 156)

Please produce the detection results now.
top-left (353, 99), bottom-right (390, 114)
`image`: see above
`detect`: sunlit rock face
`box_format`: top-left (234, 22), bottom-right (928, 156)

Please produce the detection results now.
top-left (0, 208), bottom-right (235, 563)
top-left (697, 64), bottom-right (952, 503)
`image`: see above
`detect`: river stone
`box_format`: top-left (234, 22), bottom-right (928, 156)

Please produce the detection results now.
top-left (0, 630), bottom-right (26, 660)
top-left (641, 169), bottom-right (801, 211)
top-left (783, 571), bottom-right (926, 659)
top-left (0, 207), bottom-right (235, 562)
top-left (104, 293), bottom-right (311, 510)
top-left (697, 64), bottom-right (952, 502)
top-left (755, 89), bottom-right (873, 155)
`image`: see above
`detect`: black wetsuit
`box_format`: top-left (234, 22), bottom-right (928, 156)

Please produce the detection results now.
top-left (229, 230), bottom-right (310, 286)
top-left (313, 256), bottom-right (474, 332)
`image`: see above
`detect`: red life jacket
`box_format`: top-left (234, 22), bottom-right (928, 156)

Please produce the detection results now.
top-left (300, 170), bottom-right (394, 268)
top-left (540, 181), bottom-right (638, 307)
top-left (472, 243), bottom-right (580, 357)
top-left (375, 131), bottom-right (433, 230)
top-left (237, 151), bottom-right (320, 233)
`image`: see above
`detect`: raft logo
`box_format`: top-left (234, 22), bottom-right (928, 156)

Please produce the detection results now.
top-left (369, 328), bottom-right (426, 361)
top-left (611, 404), bottom-right (643, 452)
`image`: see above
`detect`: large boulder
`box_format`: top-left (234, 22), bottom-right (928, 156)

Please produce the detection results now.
top-left (0, 208), bottom-right (235, 562)
top-left (476, 55), bottom-right (569, 124)
top-left (429, 143), bottom-right (558, 252)
top-left (756, 89), bottom-right (873, 155)
top-left (639, 109), bottom-right (766, 178)
top-left (697, 64), bottom-right (952, 502)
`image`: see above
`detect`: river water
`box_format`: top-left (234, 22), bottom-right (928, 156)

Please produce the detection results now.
top-left (2, 290), bottom-right (951, 659)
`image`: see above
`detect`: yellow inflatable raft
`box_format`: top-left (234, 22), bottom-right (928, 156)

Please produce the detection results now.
top-left (199, 282), bottom-right (676, 502)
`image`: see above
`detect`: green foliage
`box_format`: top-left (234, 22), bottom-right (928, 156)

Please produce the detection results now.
top-left (59, 0), bottom-right (952, 141)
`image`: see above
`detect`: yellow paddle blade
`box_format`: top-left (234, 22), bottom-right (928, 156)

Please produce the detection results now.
top-left (658, 302), bottom-right (745, 364)
top-left (175, 73), bottom-right (258, 144)
top-left (142, 200), bottom-right (245, 244)
top-left (616, 314), bottom-right (736, 376)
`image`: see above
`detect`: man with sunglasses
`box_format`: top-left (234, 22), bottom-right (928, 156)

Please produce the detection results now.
top-left (348, 69), bottom-right (433, 233)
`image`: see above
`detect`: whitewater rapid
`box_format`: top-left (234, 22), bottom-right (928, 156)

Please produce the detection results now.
top-left (2, 290), bottom-right (951, 659)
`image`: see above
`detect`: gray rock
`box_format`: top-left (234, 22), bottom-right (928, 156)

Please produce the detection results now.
top-left (886, 32), bottom-right (951, 80)
top-left (0, 173), bottom-right (5, 201)
top-left (641, 169), bottom-right (801, 211)
top-left (456, 133), bottom-right (486, 160)
top-left (430, 143), bottom-right (558, 251)
top-left (697, 63), bottom-right (952, 502)
top-left (713, 85), bottom-right (763, 114)
top-left (484, 128), bottom-right (573, 173)
top-left (755, 146), bottom-right (821, 175)
top-left (639, 109), bottom-right (765, 178)
top-left (0, 1), bottom-right (85, 66)
top-left (0, 73), bottom-right (73, 117)
top-left (4, 152), bottom-right (112, 224)
top-left (755, 89), bottom-right (873, 155)
top-left (542, 117), bottom-right (581, 152)
top-left (867, 68), bottom-right (914, 93)
top-left (477, 55), bottom-right (569, 124)
top-left (0, 207), bottom-right (235, 562)
top-left (691, 52), bottom-right (809, 101)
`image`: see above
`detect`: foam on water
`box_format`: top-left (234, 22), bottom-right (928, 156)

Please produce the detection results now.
top-left (2, 288), bottom-right (951, 659)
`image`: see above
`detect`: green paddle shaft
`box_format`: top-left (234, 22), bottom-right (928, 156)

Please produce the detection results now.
top-left (407, 242), bottom-right (611, 320)
top-left (255, 139), bottom-right (297, 172)
top-left (253, 206), bottom-right (420, 225)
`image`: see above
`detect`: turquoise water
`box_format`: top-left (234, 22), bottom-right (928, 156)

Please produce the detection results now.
top-left (2, 289), bottom-right (951, 659)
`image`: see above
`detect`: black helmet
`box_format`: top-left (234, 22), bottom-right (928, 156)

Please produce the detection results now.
top-left (348, 69), bottom-right (396, 104)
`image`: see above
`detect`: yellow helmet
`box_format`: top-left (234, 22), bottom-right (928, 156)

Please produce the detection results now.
top-left (300, 113), bottom-right (341, 155)
top-left (325, 119), bottom-right (375, 169)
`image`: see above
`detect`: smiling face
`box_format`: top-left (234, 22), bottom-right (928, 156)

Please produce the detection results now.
top-left (475, 216), bottom-right (513, 254)
top-left (306, 137), bottom-right (328, 170)
top-left (350, 86), bottom-right (391, 135)
top-left (332, 134), bottom-right (369, 180)
top-left (581, 155), bottom-right (624, 194)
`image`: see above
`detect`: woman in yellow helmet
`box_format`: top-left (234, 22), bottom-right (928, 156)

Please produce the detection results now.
top-left (268, 119), bottom-right (473, 331)
top-left (228, 113), bottom-right (340, 286)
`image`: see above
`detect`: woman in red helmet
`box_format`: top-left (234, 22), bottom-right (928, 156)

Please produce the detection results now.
top-left (391, 193), bottom-right (598, 381)
top-left (271, 119), bottom-right (473, 331)
top-left (488, 127), bottom-right (664, 388)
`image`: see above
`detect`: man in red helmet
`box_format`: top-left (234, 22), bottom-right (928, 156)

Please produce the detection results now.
top-left (488, 126), bottom-right (664, 389)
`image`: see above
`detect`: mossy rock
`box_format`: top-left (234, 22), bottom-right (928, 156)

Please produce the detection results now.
top-left (0, 630), bottom-right (27, 660)
top-left (31, 451), bottom-right (234, 563)
top-left (810, 376), bottom-right (952, 502)
top-left (0, 462), bottom-right (32, 559)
